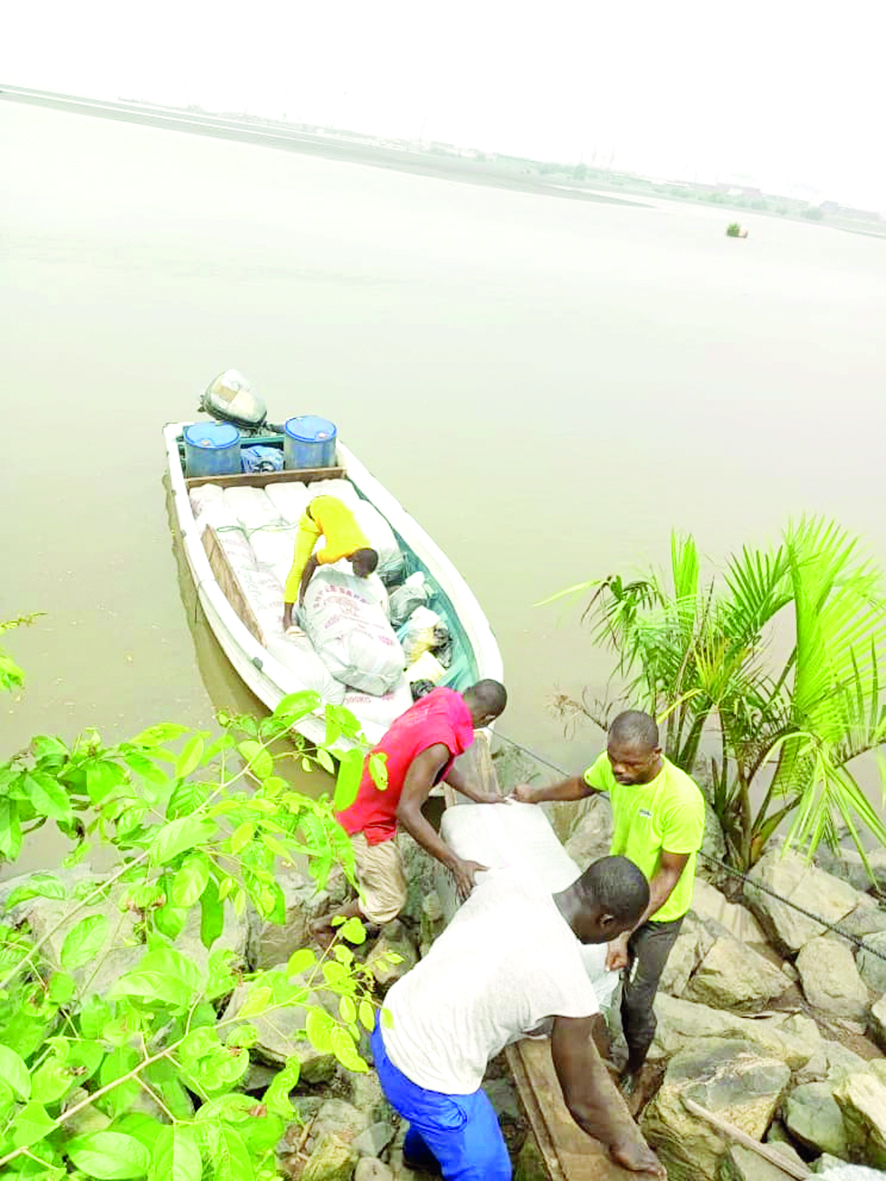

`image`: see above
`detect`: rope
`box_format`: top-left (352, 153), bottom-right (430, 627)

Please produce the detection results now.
top-left (491, 731), bottom-right (886, 964)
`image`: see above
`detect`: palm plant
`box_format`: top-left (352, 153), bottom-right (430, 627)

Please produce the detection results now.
top-left (543, 519), bottom-right (886, 871)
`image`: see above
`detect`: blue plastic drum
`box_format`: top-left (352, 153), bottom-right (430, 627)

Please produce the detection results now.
top-left (283, 416), bottom-right (338, 469)
top-left (183, 422), bottom-right (242, 478)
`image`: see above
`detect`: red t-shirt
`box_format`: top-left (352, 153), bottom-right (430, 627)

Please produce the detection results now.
top-left (336, 688), bottom-right (476, 845)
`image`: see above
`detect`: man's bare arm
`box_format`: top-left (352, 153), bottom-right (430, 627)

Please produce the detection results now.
top-left (510, 775), bottom-right (596, 804)
top-left (298, 555), bottom-right (320, 606)
top-left (606, 851), bottom-right (689, 971)
top-left (551, 1015), bottom-right (665, 1176)
top-left (396, 745), bottom-right (487, 901)
top-left (444, 763), bottom-right (502, 804)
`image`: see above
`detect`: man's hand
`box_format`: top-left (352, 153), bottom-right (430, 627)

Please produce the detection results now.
top-left (509, 784), bottom-right (538, 803)
top-left (610, 1139), bottom-right (666, 1177)
top-left (606, 933), bottom-right (630, 972)
top-left (451, 858), bottom-right (488, 902)
top-left (283, 603), bottom-right (293, 630)
top-left (475, 791), bottom-right (506, 805)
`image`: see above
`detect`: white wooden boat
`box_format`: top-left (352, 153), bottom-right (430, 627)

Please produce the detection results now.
top-left (164, 421), bottom-right (503, 748)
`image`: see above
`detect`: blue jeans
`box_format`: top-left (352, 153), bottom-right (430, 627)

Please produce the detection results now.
top-left (371, 1021), bottom-right (512, 1180)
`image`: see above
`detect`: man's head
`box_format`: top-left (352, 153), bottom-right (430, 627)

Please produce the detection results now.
top-left (350, 548), bottom-right (379, 579)
top-left (565, 855), bottom-right (650, 944)
top-left (606, 710), bottom-right (662, 786)
top-left (463, 679), bottom-right (508, 728)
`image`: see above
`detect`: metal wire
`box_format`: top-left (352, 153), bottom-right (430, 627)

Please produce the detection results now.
top-left (492, 730), bottom-right (886, 964)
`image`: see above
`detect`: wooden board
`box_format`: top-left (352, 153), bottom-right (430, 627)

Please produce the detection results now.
top-left (201, 525), bottom-right (266, 646)
top-left (185, 465), bottom-right (346, 490)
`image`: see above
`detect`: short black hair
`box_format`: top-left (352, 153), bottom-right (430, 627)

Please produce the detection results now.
top-left (353, 547), bottom-right (379, 573)
top-left (580, 855), bottom-right (649, 924)
top-left (465, 679), bottom-right (507, 717)
top-left (609, 709), bottom-right (658, 750)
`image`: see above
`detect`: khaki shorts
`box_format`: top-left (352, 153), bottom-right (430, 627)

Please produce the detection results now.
top-left (351, 831), bottom-right (408, 924)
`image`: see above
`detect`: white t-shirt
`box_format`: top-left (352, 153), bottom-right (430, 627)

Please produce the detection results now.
top-left (381, 867), bottom-right (599, 1094)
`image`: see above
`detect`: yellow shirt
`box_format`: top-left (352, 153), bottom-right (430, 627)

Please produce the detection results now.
top-left (283, 495), bottom-right (370, 603)
top-left (583, 753), bottom-right (705, 922)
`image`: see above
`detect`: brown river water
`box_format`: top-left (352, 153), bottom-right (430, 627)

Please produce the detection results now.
top-left (2, 101), bottom-right (885, 873)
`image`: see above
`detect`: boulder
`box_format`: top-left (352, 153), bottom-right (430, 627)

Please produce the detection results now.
top-left (698, 798), bottom-right (730, 891)
top-left (796, 938), bottom-right (869, 1019)
top-left (301, 1132), bottom-right (359, 1181)
top-left (563, 793), bottom-right (613, 870)
top-left (823, 1041), bottom-right (869, 1083)
top-left (814, 846), bottom-right (886, 895)
top-left (691, 879), bottom-right (767, 945)
top-left (684, 935), bottom-right (791, 1011)
top-left (839, 901), bottom-right (886, 941)
top-left (352, 1121), bottom-right (395, 1158)
top-left (366, 921), bottom-right (418, 989)
top-left (660, 913), bottom-right (715, 998)
top-left (309, 1099), bottom-right (370, 1147)
top-left (247, 868), bottom-right (348, 970)
top-left (856, 933), bottom-right (886, 995)
top-left (784, 1082), bottom-right (849, 1157)
top-left (642, 1039), bottom-right (791, 1181)
top-left (347, 1069), bottom-right (394, 1125)
top-left (651, 994), bottom-right (820, 1072)
top-left (398, 833), bottom-right (439, 925)
top-left (869, 995), bottom-right (886, 1052)
top-left (718, 1141), bottom-right (808, 1181)
top-left (833, 1073), bottom-right (886, 1168)
top-left (744, 850), bottom-right (862, 955)
top-left (355, 1161), bottom-right (394, 1181)
top-left (223, 968), bottom-right (336, 1081)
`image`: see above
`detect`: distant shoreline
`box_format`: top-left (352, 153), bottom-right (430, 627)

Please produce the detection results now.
top-left (0, 84), bottom-right (648, 211)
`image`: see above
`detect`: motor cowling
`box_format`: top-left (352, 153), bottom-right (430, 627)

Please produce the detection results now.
top-left (199, 370), bottom-right (268, 432)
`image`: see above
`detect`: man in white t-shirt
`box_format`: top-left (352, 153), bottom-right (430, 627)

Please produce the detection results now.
top-left (372, 857), bottom-right (665, 1180)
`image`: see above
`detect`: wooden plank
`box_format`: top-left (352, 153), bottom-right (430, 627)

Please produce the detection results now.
top-left (201, 525), bottom-right (266, 646)
top-left (185, 465), bottom-right (346, 490)
top-left (443, 731), bottom-right (500, 807)
top-left (681, 1099), bottom-right (810, 1179)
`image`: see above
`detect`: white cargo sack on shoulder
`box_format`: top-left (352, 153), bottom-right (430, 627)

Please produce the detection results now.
top-left (300, 568), bottom-right (405, 695)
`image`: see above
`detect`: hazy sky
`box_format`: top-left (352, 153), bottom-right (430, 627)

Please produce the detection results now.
top-left (5, 0), bottom-right (885, 208)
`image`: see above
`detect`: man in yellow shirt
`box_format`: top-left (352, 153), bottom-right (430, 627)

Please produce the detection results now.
top-left (512, 710), bottom-right (705, 1094)
top-left (282, 495), bottom-right (378, 629)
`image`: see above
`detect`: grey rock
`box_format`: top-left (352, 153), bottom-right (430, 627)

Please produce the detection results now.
top-left (839, 902), bottom-right (886, 941)
top-left (247, 868), bottom-right (347, 970)
top-left (684, 935), bottom-right (791, 1011)
top-left (784, 1082), bottom-right (849, 1157)
top-left (484, 1077), bottom-right (521, 1123)
top-left (718, 1141), bottom-right (808, 1181)
top-left (797, 938), bottom-right (870, 1019)
top-left (563, 793), bottom-right (613, 870)
top-left (311, 1099), bottom-right (370, 1145)
top-left (813, 1153), bottom-right (850, 1172)
top-left (857, 933), bottom-right (886, 995)
top-left (398, 833), bottom-right (439, 925)
top-left (348, 1069), bottom-right (394, 1125)
top-left (833, 1072), bottom-right (886, 1168)
top-left (814, 846), bottom-right (886, 895)
top-left (223, 967), bottom-right (336, 1080)
top-left (301, 1131), bottom-right (359, 1181)
top-left (355, 1161), bottom-right (394, 1181)
top-left (744, 850), bottom-right (862, 955)
top-left (824, 1042), bottom-right (869, 1082)
top-left (660, 913), bottom-right (715, 998)
top-left (692, 879), bottom-right (768, 944)
top-left (367, 921), bottom-right (418, 989)
top-left (642, 1039), bottom-right (791, 1181)
top-left (868, 997), bottom-right (886, 1051)
top-left (651, 993), bottom-right (821, 1071)
top-left (352, 1121), bottom-right (395, 1157)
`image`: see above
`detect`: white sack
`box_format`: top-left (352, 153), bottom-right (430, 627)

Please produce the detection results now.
top-left (223, 486), bottom-right (280, 530)
top-left (300, 568), bottom-right (405, 696)
top-left (342, 676), bottom-right (414, 738)
top-left (264, 632), bottom-right (346, 705)
top-left (189, 483), bottom-right (225, 517)
top-left (264, 481), bottom-right (313, 524)
top-left (308, 478), bottom-right (360, 508)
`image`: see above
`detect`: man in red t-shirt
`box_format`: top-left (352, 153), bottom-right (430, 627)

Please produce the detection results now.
top-left (316, 680), bottom-right (508, 933)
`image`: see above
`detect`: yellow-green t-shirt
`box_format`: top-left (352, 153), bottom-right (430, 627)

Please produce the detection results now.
top-left (582, 753), bottom-right (705, 922)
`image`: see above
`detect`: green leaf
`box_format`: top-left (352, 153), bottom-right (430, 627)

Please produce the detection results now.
top-left (315, 747), bottom-right (336, 775)
top-left (208, 1124), bottom-right (254, 1181)
top-left (47, 971), bottom-right (77, 1004)
top-left (123, 751), bottom-right (170, 787)
top-left (368, 752), bottom-right (388, 791)
top-left (263, 1059), bottom-right (300, 1117)
top-left (305, 1008), bottom-right (334, 1053)
top-left (86, 759), bottom-right (127, 804)
top-left (171, 853), bottom-right (210, 907)
top-left (61, 912), bottom-right (109, 970)
top-left (149, 1124), bottom-right (202, 1181)
top-left (286, 948), bottom-right (317, 978)
top-left (200, 876), bottom-right (224, 951)
top-left (339, 995), bottom-right (356, 1023)
top-left (0, 1044), bottom-right (30, 1100)
top-left (274, 690), bottom-right (321, 724)
top-left (339, 915), bottom-right (367, 945)
top-left (174, 735), bottom-right (205, 780)
top-left (229, 821), bottom-right (254, 853)
top-left (237, 740), bottom-right (273, 781)
top-left (131, 723), bottom-right (190, 747)
top-left (166, 777), bottom-right (209, 820)
top-left (153, 815), bottom-right (216, 864)
top-left (0, 798), bottom-right (22, 859)
top-left (238, 985), bottom-right (272, 1018)
top-left (31, 1054), bottom-right (77, 1104)
top-left (110, 947), bottom-right (203, 1009)
top-left (10, 1100), bottom-right (56, 1149)
top-left (152, 900), bottom-right (188, 940)
top-left (4, 873), bottom-right (68, 907)
top-left (330, 1025), bottom-right (368, 1072)
top-left (24, 771), bottom-right (73, 820)
top-left (332, 748), bottom-right (364, 812)
top-left (98, 1046), bottom-right (141, 1119)
top-left (358, 1000), bottom-right (376, 1032)
top-left (67, 1130), bottom-right (151, 1178)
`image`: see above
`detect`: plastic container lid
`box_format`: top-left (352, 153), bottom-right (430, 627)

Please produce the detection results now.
top-left (283, 415), bottom-right (337, 443)
top-left (183, 422), bottom-right (240, 450)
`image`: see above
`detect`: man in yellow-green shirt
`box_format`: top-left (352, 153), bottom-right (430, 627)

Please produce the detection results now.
top-left (512, 710), bottom-right (705, 1092)
top-left (282, 495), bottom-right (378, 629)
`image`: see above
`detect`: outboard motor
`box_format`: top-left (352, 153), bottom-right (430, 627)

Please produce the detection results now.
top-left (199, 370), bottom-right (270, 434)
